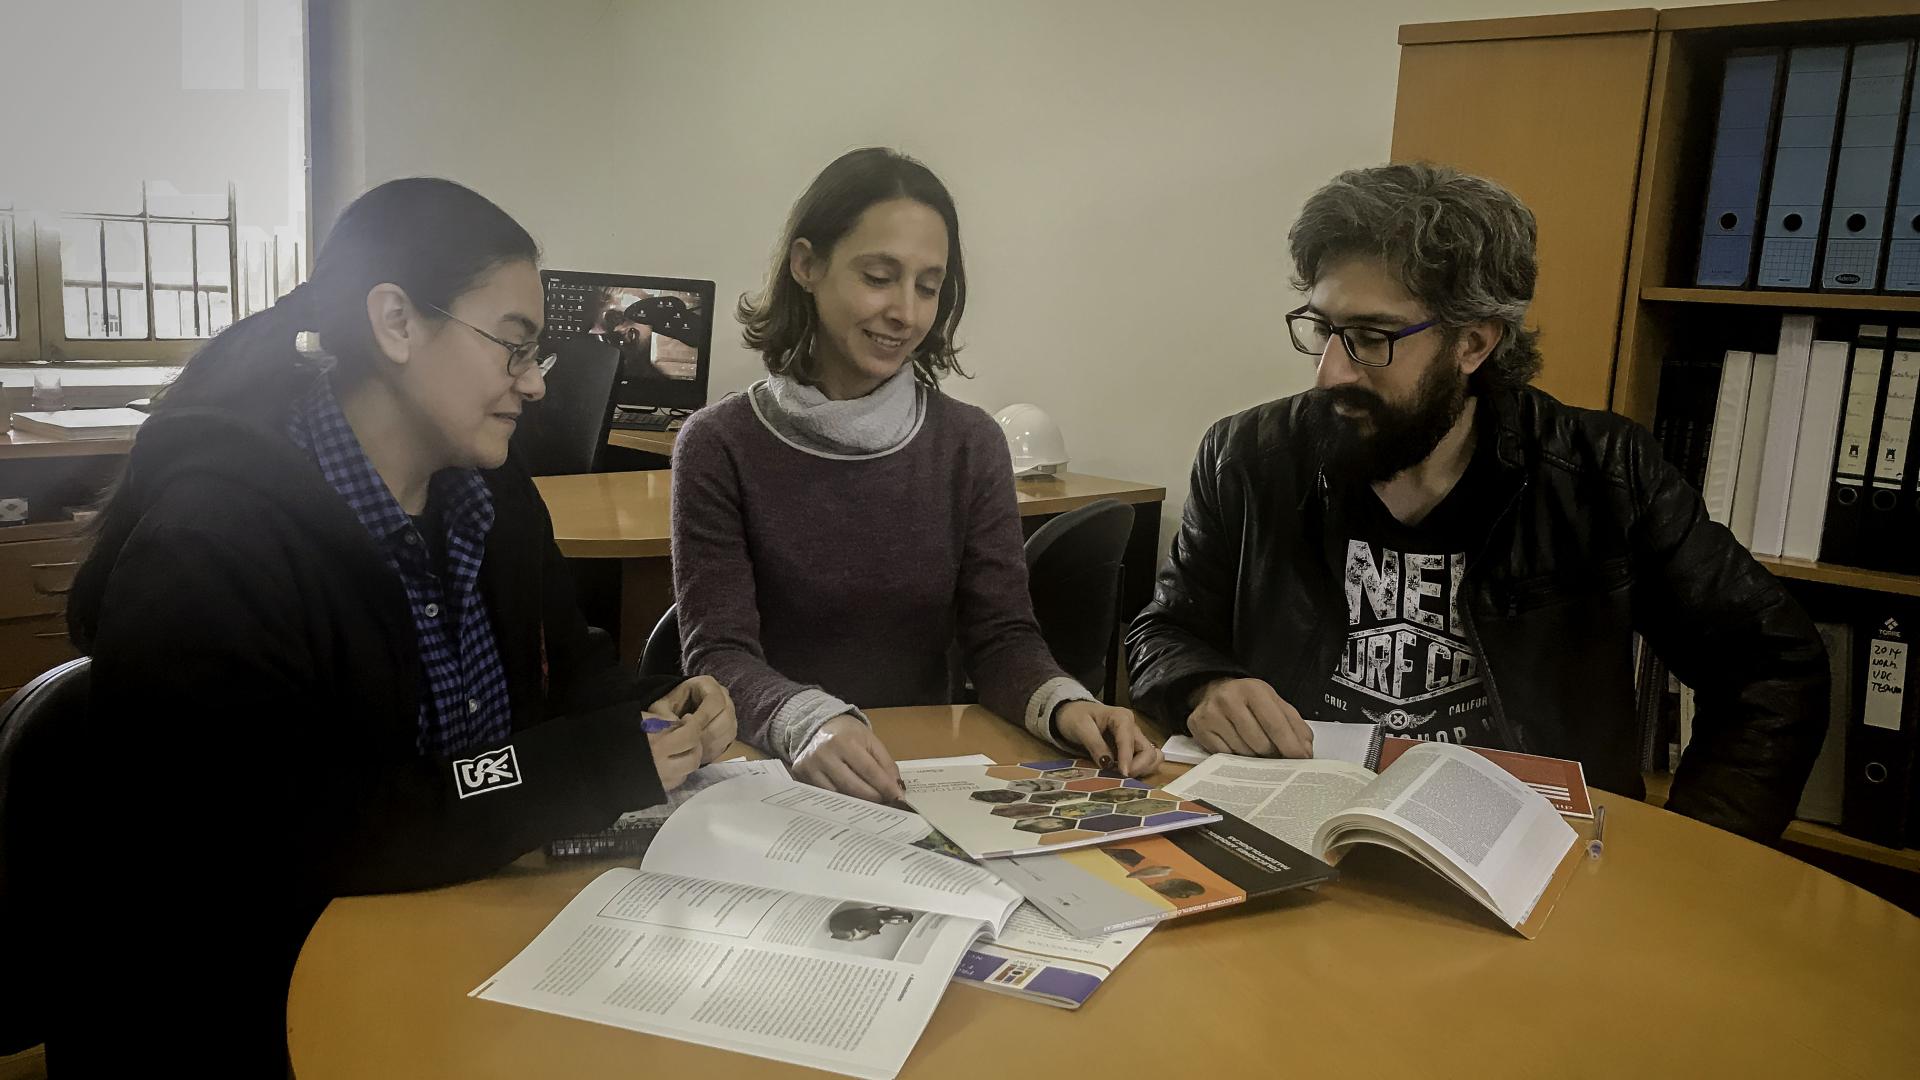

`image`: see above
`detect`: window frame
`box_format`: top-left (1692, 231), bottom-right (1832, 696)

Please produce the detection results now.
top-left (0, 209), bottom-right (44, 364)
top-left (30, 184), bottom-right (240, 363)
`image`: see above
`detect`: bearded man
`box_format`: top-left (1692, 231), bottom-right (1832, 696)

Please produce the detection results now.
top-left (1125, 163), bottom-right (1826, 842)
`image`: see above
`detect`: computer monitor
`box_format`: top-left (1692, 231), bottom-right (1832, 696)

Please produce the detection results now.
top-left (540, 269), bottom-right (715, 413)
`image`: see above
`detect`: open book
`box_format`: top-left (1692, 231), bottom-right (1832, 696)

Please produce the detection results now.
top-left (1163, 742), bottom-right (1578, 937)
top-left (476, 772), bottom-right (1020, 1079)
top-left (476, 770), bottom-right (1148, 1078)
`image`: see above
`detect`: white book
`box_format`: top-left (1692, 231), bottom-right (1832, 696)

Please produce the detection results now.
top-left (1781, 338), bottom-right (1851, 559)
top-left (1870, 329), bottom-right (1920, 502)
top-left (1731, 352), bottom-right (1779, 548)
top-left (1702, 351), bottom-right (1755, 525)
top-left (1161, 720), bottom-right (1384, 768)
top-left (1751, 316), bottom-right (1817, 556)
top-left (8, 407), bottom-right (147, 440)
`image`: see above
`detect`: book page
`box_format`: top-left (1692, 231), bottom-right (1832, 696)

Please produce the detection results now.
top-left (953, 902), bottom-right (1151, 1009)
top-left (1162, 756), bottom-right (1375, 854)
top-left (472, 867), bottom-right (981, 1080)
top-left (644, 773), bottom-right (1022, 934)
top-left (1321, 742), bottom-right (1576, 926)
top-left (1374, 737), bottom-right (1593, 818)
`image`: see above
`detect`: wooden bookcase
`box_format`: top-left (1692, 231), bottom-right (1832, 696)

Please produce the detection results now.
top-left (1396, 0), bottom-right (1920, 869)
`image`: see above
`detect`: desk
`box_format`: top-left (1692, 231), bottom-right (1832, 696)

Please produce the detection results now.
top-left (0, 430), bottom-right (135, 462)
top-left (289, 705), bottom-right (1920, 1079)
top-left (534, 471), bottom-right (1167, 665)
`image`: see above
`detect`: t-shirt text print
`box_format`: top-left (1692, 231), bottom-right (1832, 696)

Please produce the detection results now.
top-left (1322, 539), bottom-right (1493, 744)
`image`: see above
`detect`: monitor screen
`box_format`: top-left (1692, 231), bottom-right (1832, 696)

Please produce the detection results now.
top-left (541, 269), bottom-right (715, 412)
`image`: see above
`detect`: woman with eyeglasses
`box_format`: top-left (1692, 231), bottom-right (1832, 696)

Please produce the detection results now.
top-left (671, 148), bottom-right (1161, 803)
top-left (45, 177), bottom-right (735, 1073)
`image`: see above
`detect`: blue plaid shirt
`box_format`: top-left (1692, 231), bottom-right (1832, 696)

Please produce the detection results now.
top-left (288, 379), bottom-right (513, 757)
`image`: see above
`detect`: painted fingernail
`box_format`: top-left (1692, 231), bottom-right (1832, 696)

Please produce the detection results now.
top-left (1098, 755), bottom-right (1116, 770)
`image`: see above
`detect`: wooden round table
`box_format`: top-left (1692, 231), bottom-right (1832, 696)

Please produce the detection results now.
top-left (288, 706), bottom-right (1920, 1078)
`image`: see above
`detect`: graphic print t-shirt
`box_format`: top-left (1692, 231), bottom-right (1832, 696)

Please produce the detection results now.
top-left (1320, 451), bottom-right (1502, 745)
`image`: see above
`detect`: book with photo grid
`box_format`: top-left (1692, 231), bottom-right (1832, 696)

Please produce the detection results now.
top-left (900, 757), bottom-right (1221, 860)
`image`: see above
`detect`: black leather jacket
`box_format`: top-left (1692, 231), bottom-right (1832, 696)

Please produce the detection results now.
top-left (1126, 387), bottom-right (1827, 841)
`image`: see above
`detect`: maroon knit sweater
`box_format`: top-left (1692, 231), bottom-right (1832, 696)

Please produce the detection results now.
top-left (670, 387), bottom-right (1072, 756)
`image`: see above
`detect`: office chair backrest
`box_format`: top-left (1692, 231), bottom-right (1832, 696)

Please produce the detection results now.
top-left (512, 337), bottom-right (621, 476)
top-left (1024, 499), bottom-right (1134, 702)
top-left (0, 658), bottom-right (91, 1055)
top-left (639, 605), bottom-right (683, 681)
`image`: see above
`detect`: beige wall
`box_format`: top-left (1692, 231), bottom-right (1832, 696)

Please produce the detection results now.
top-left (309, 0), bottom-right (1718, 548)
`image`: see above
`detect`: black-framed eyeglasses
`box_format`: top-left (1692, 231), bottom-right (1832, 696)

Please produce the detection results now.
top-left (428, 303), bottom-right (557, 377)
top-left (1285, 304), bottom-right (1439, 368)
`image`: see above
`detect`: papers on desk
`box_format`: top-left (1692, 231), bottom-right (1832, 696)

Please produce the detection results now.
top-left (1162, 719), bottom-right (1385, 768)
top-left (473, 864), bottom-right (984, 1080)
top-left (482, 770), bottom-right (1158, 1077)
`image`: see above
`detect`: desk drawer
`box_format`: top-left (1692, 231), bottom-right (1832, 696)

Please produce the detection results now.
top-left (0, 613), bottom-right (79, 690)
top-left (0, 536), bottom-right (87, 619)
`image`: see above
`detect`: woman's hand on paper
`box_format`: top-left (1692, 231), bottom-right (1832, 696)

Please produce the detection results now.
top-left (1054, 701), bottom-right (1163, 777)
top-left (792, 715), bottom-right (904, 803)
top-left (1186, 677), bottom-right (1314, 758)
top-left (649, 674), bottom-right (738, 765)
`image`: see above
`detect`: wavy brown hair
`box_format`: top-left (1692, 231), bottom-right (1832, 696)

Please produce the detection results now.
top-left (1288, 162), bottom-right (1543, 393)
top-left (738, 147), bottom-right (968, 386)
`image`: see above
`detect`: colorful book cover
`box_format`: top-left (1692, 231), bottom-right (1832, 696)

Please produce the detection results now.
top-left (950, 903), bottom-right (1151, 1009)
top-left (900, 758), bottom-right (1220, 859)
top-left (984, 808), bottom-right (1338, 937)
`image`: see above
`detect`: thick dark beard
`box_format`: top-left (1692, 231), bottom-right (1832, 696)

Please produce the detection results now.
top-left (1312, 358), bottom-right (1470, 484)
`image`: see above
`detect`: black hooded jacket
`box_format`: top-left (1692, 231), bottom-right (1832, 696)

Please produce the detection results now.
top-left (42, 404), bottom-right (674, 1073)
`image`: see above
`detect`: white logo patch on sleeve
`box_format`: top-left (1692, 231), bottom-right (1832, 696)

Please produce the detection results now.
top-left (454, 744), bottom-right (523, 798)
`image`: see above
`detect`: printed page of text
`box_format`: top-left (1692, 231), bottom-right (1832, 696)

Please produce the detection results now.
top-left (1164, 755), bottom-right (1376, 854)
top-left (473, 867), bottom-right (979, 1080)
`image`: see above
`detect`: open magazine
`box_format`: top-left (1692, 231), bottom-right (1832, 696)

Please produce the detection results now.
top-left (1163, 741), bottom-right (1578, 937)
top-left (545, 758), bottom-right (787, 857)
top-left (478, 769), bottom-right (1154, 1078)
top-left (476, 772), bottom-right (1019, 1079)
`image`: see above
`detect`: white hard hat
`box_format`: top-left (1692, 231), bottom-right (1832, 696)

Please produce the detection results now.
top-left (994, 403), bottom-right (1068, 476)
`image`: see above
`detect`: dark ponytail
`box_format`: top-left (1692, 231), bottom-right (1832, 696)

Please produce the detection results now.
top-left (156, 176), bottom-right (540, 419)
top-left (70, 179), bottom-right (540, 650)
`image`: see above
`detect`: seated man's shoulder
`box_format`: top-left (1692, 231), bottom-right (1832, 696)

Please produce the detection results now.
top-left (1500, 387), bottom-right (1655, 486)
top-left (1205, 394), bottom-right (1315, 458)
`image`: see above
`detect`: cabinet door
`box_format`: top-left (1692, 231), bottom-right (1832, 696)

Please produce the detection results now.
top-left (1393, 23), bottom-right (1656, 412)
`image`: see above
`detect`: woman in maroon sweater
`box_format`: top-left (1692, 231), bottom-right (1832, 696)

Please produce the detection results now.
top-left (673, 148), bottom-right (1161, 800)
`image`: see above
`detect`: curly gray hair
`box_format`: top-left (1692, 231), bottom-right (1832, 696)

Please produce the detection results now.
top-left (1287, 162), bottom-right (1542, 392)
